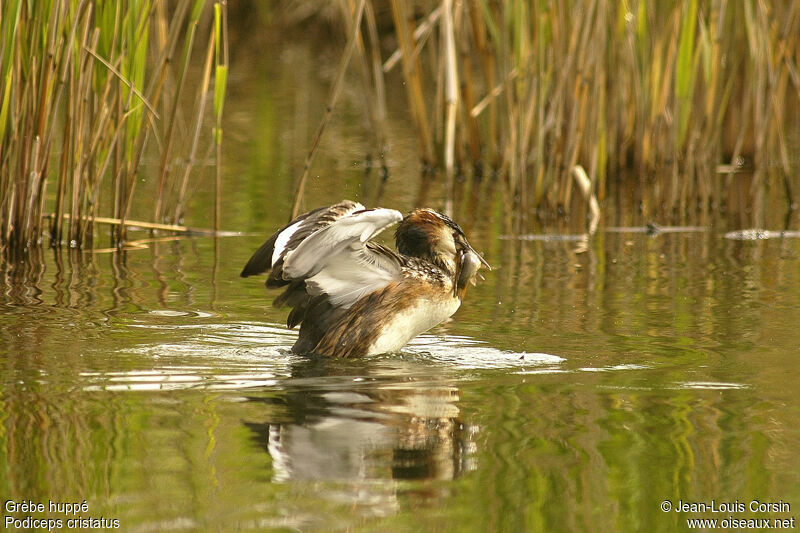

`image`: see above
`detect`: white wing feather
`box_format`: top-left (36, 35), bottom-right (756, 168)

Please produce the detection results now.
top-left (305, 252), bottom-right (395, 307)
top-left (282, 208), bottom-right (404, 309)
top-left (272, 202), bottom-right (364, 266)
top-left (271, 218), bottom-right (304, 266)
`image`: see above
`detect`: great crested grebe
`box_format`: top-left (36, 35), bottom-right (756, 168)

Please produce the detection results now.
top-left (241, 200), bottom-right (490, 358)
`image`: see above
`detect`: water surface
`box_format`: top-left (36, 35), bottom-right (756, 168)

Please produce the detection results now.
top-left (2, 30), bottom-right (800, 533)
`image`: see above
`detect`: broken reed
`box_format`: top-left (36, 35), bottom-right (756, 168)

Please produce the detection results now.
top-left (339, 0), bottom-right (800, 216)
top-left (0, 0), bottom-right (229, 251)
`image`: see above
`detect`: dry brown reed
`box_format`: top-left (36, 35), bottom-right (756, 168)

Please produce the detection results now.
top-left (0, 0), bottom-right (228, 252)
top-left (291, 0), bottom-right (367, 219)
top-left (335, 0), bottom-right (800, 220)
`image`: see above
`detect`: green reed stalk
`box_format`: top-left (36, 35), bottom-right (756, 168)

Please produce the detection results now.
top-left (153, 0), bottom-right (204, 225)
top-left (173, 29), bottom-right (215, 225)
top-left (675, 0), bottom-right (698, 159)
top-left (213, 0), bottom-right (228, 233)
top-left (0, 0), bottom-right (225, 252)
top-left (331, 0), bottom-right (798, 220)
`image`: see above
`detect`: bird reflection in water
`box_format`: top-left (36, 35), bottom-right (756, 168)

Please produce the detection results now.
top-left (243, 357), bottom-right (478, 511)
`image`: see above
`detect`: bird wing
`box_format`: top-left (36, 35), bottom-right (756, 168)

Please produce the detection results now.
top-left (281, 206), bottom-right (403, 309)
top-left (240, 200), bottom-right (365, 280)
top-left (241, 201), bottom-right (404, 338)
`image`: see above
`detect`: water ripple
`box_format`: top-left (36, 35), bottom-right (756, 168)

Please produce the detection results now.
top-left (676, 381), bottom-right (750, 390)
top-left (407, 334), bottom-right (565, 369)
top-left (76, 324), bottom-right (566, 391)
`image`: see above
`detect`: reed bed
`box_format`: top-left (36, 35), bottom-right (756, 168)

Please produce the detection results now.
top-left (323, 0), bottom-right (800, 219)
top-left (0, 0), bottom-right (228, 252)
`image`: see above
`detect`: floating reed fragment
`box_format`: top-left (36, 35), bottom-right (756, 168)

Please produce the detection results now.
top-left (46, 213), bottom-right (208, 235)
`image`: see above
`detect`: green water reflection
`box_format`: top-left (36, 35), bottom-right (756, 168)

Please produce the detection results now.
top-left (2, 28), bottom-right (800, 533)
top-left (1, 225), bottom-right (798, 531)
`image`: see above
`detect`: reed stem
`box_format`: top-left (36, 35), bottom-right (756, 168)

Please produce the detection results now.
top-left (291, 0), bottom-right (366, 220)
top-left (0, 0), bottom-right (226, 251)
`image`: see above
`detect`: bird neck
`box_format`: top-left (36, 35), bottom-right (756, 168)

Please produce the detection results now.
top-left (426, 251), bottom-right (457, 278)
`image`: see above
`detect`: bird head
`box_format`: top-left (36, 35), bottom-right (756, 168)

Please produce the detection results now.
top-left (395, 209), bottom-right (490, 295)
